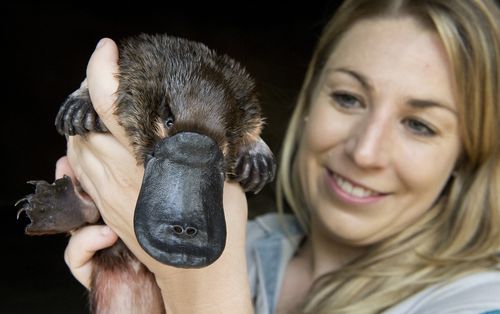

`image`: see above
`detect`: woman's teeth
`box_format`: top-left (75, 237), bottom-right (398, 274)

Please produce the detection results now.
top-left (332, 173), bottom-right (378, 198)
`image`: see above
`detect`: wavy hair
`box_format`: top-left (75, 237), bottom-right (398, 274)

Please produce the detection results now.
top-left (276, 0), bottom-right (500, 312)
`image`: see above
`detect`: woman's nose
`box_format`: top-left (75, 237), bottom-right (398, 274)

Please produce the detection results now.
top-left (344, 114), bottom-right (391, 169)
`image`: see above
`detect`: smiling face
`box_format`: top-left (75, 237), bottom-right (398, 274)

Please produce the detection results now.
top-left (297, 16), bottom-right (462, 246)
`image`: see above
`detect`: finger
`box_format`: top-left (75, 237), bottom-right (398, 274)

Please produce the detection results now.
top-left (66, 136), bottom-right (102, 204)
top-left (79, 132), bottom-right (136, 166)
top-left (66, 134), bottom-right (141, 227)
top-left (67, 133), bottom-right (141, 193)
top-left (86, 38), bottom-right (131, 150)
top-left (222, 181), bottom-right (248, 249)
top-left (64, 225), bottom-right (118, 289)
top-left (223, 181), bottom-right (247, 211)
top-left (55, 156), bottom-right (75, 179)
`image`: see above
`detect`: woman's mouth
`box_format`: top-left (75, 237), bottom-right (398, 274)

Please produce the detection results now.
top-left (326, 169), bottom-right (387, 205)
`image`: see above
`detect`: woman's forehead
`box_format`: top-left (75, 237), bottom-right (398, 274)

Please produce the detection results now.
top-left (320, 17), bottom-right (457, 112)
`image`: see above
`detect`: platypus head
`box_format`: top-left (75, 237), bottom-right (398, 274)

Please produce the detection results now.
top-left (129, 73), bottom-right (233, 268)
top-left (115, 34), bottom-right (258, 268)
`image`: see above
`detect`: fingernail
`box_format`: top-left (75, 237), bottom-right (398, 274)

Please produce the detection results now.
top-left (100, 226), bottom-right (112, 236)
top-left (96, 38), bottom-right (107, 49)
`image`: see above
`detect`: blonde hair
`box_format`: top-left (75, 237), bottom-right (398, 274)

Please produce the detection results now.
top-left (276, 0), bottom-right (500, 312)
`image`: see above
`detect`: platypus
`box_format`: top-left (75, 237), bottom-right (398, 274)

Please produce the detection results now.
top-left (17, 33), bottom-right (275, 313)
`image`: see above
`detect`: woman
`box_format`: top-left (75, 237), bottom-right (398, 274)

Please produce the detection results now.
top-left (61, 0), bottom-right (500, 313)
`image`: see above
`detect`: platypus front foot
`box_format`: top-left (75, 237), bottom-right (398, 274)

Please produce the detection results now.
top-left (55, 84), bottom-right (108, 136)
top-left (232, 136), bottom-right (276, 194)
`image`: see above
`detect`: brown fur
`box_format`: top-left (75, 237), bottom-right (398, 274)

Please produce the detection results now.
top-left (114, 34), bottom-right (264, 169)
top-left (91, 242), bottom-right (164, 314)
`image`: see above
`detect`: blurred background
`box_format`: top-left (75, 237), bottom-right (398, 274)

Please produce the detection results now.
top-left (1, 1), bottom-right (340, 312)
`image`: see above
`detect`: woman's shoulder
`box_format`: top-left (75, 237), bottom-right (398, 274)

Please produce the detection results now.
top-left (387, 270), bottom-right (500, 314)
top-left (245, 212), bottom-right (306, 313)
top-left (246, 212), bottom-right (304, 241)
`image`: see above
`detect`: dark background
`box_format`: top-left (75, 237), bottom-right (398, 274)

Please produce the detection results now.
top-left (1, 1), bottom-right (340, 313)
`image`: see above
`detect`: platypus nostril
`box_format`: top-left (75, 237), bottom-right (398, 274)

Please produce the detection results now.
top-left (172, 225), bottom-right (184, 234)
top-left (185, 227), bottom-right (198, 236)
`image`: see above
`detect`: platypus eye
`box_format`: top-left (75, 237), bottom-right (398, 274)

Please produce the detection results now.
top-left (165, 117), bottom-right (174, 128)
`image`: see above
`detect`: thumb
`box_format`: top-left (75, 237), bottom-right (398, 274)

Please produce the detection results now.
top-left (64, 225), bottom-right (118, 289)
top-left (86, 38), bottom-right (130, 150)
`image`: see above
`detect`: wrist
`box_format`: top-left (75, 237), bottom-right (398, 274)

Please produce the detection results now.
top-left (155, 262), bottom-right (253, 314)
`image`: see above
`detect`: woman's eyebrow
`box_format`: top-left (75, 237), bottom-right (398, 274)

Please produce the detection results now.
top-left (330, 67), bottom-right (374, 91)
top-left (407, 99), bottom-right (458, 116)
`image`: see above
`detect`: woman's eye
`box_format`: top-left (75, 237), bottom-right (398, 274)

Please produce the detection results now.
top-left (331, 92), bottom-right (363, 109)
top-left (403, 118), bottom-right (436, 136)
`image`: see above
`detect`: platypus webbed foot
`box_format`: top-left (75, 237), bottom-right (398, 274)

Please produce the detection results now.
top-left (16, 176), bottom-right (100, 235)
top-left (55, 85), bottom-right (108, 136)
top-left (232, 136), bottom-right (276, 194)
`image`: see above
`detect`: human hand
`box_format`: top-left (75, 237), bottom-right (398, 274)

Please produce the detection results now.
top-left (64, 224), bottom-right (118, 289)
top-left (66, 38), bottom-right (252, 312)
top-left (56, 156), bottom-right (118, 290)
